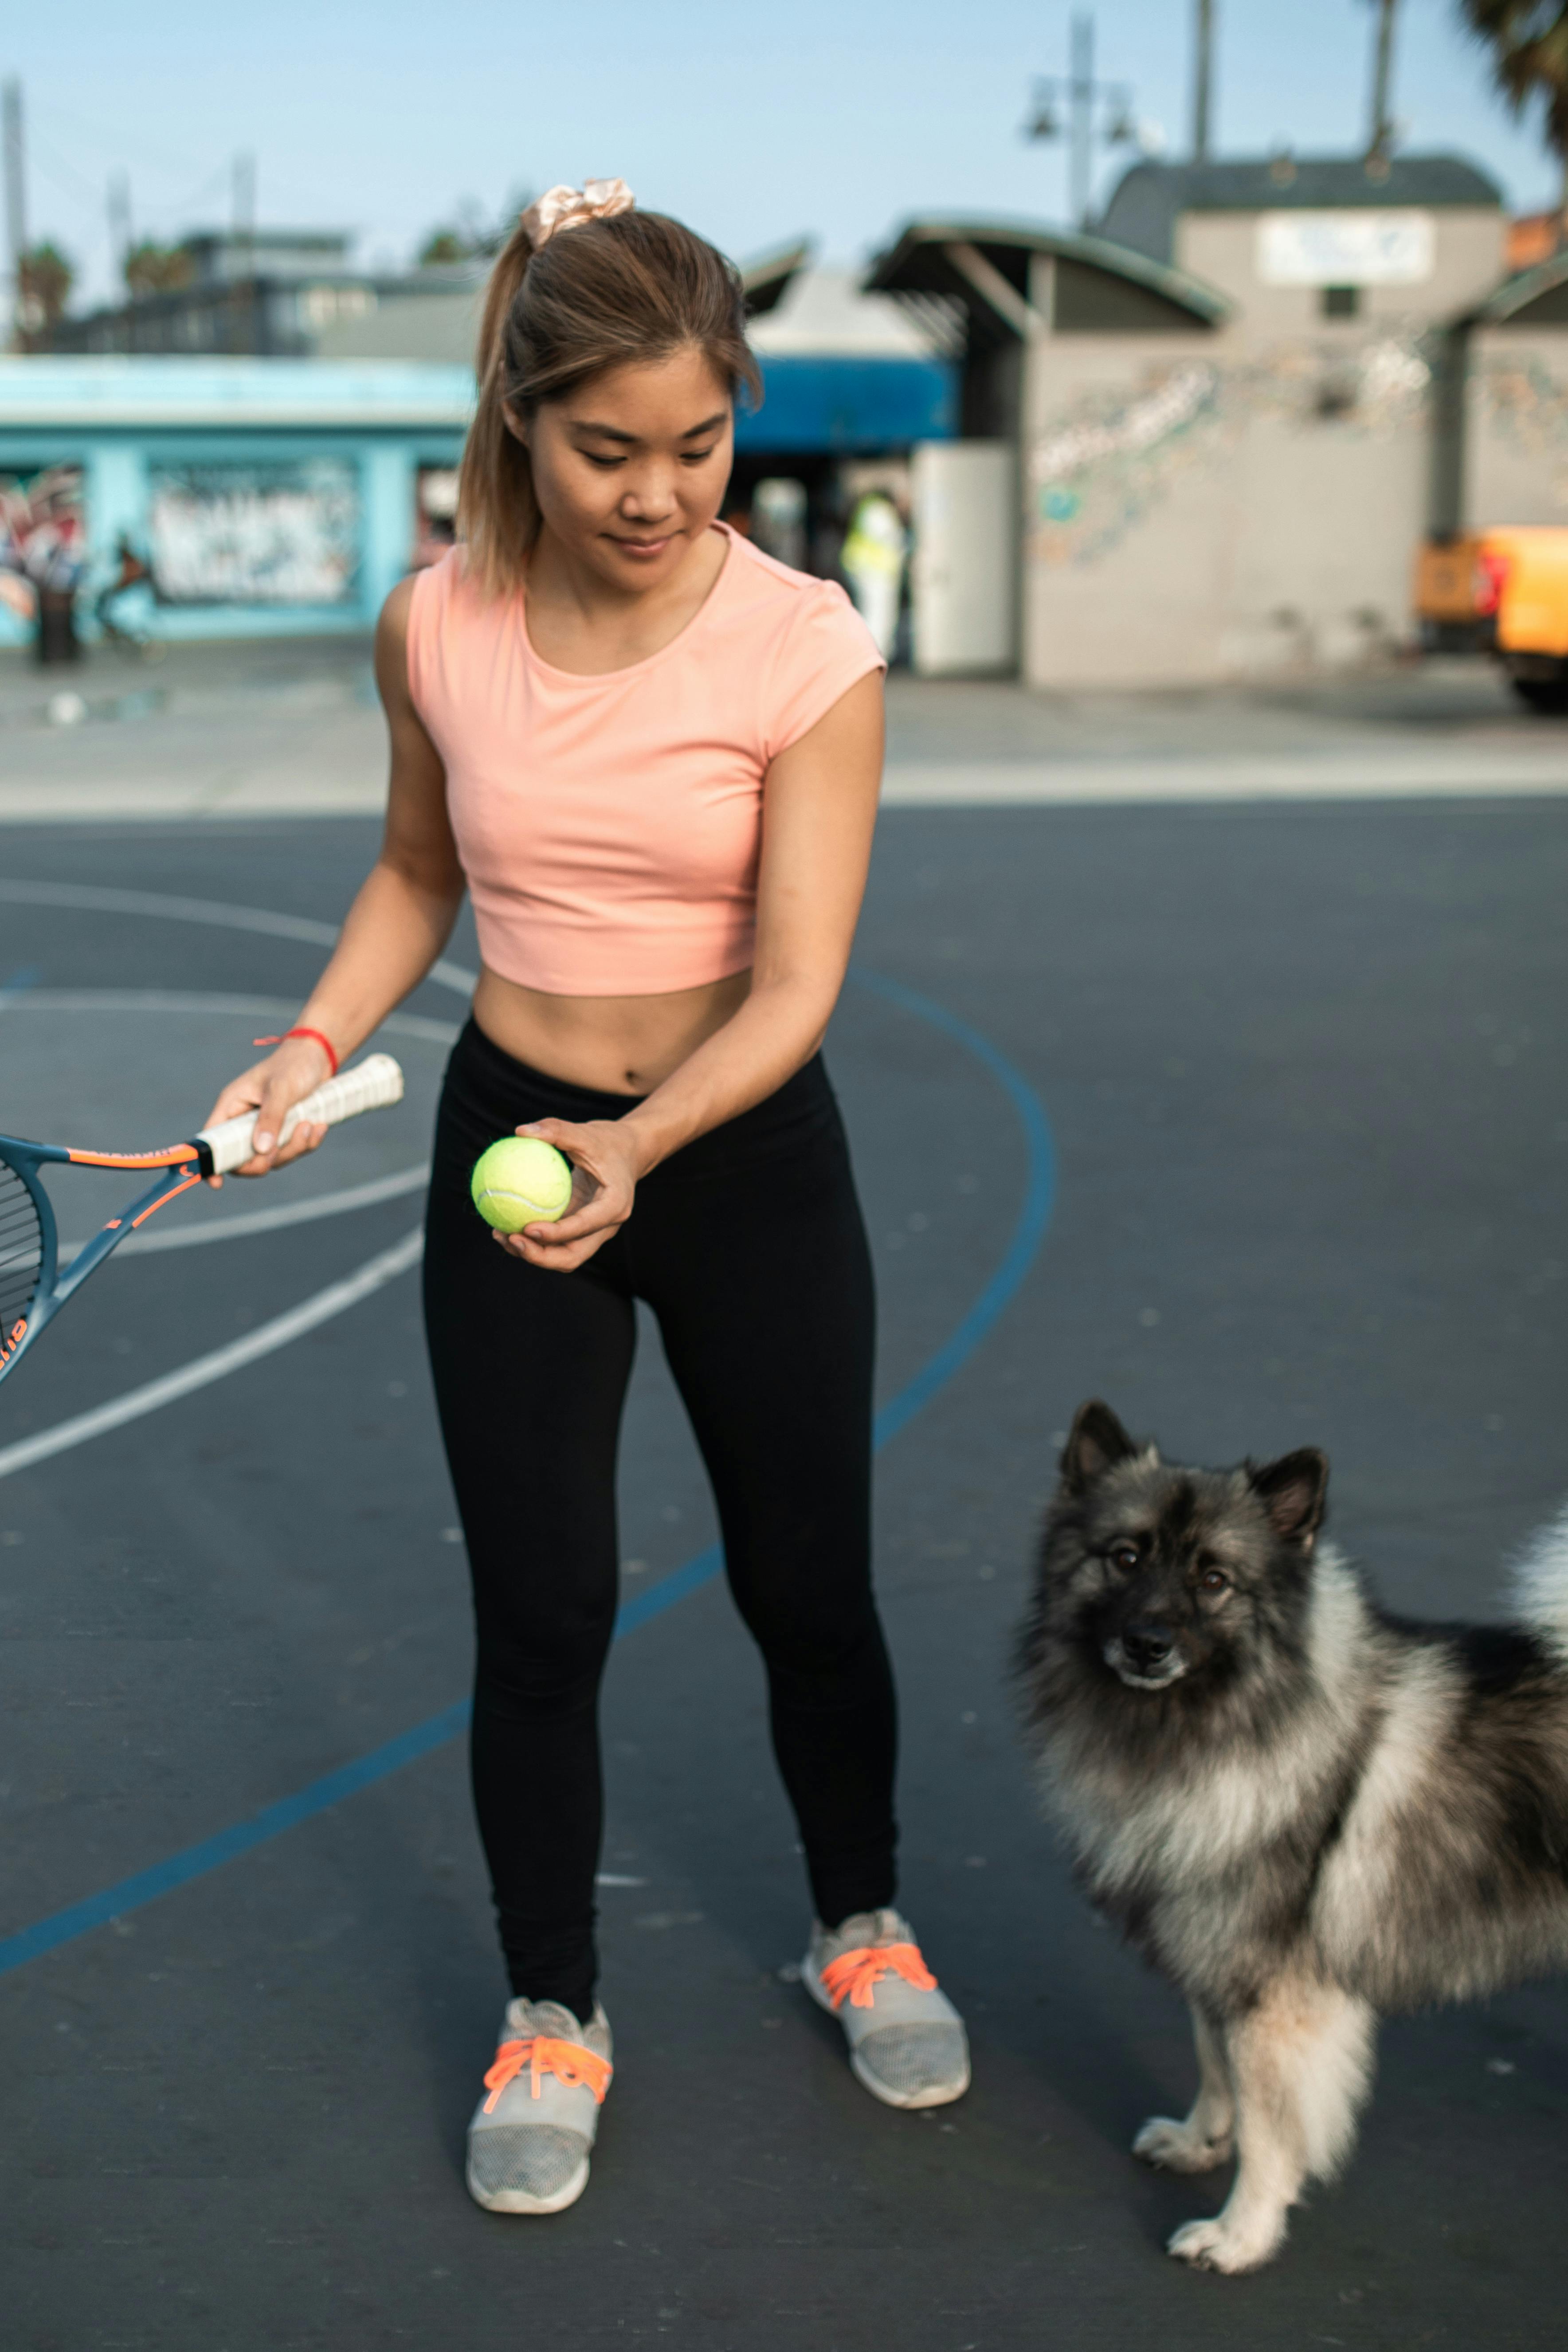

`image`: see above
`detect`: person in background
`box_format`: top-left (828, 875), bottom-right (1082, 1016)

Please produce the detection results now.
top-left (839, 489), bottom-right (908, 662)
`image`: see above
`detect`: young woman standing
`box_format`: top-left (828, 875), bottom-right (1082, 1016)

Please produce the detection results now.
top-left (203, 181), bottom-right (969, 2215)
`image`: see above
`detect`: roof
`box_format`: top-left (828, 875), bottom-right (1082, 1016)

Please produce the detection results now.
top-left (0, 357), bottom-right (476, 431)
top-left (748, 267), bottom-right (946, 359)
top-left (741, 239), bottom-right (815, 318)
top-left (864, 216), bottom-right (1230, 335)
top-left (1098, 154), bottom-right (1505, 266)
top-left (1463, 248), bottom-right (1568, 328)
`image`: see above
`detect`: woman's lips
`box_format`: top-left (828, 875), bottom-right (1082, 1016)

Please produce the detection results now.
top-left (607, 533), bottom-right (673, 560)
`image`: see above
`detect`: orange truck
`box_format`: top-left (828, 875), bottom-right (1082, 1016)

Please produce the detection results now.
top-left (1415, 528), bottom-right (1568, 711)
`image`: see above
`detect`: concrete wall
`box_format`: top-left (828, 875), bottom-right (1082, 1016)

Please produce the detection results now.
top-left (1466, 326), bottom-right (1568, 527)
top-left (1021, 317), bottom-right (1430, 687)
top-left (1177, 208), bottom-right (1505, 330)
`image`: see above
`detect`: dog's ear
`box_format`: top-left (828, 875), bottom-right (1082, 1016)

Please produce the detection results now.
top-left (1060, 1400), bottom-right (1137, 1492)
top-left (1249, 1448), bottom-right (1329, 1547)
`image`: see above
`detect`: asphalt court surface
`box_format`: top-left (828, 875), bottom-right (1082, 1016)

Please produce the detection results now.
top-left (0, 802), bottom-right (1565, 2350)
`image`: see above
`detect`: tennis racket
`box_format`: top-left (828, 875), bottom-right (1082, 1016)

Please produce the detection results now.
top-left (0, 1053), bottom-right (404, 1388)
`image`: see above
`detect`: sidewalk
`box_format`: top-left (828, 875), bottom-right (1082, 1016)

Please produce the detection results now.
top-left (1, 641), bottom-right (1564, 819)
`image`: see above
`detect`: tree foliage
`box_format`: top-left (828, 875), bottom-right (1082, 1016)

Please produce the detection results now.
top-left (18, 242), bottom-right (73, 329)
top-left (124, 241), bottom-right (194, 299)
top-left (1461, 1), bottom-right (1568, 159)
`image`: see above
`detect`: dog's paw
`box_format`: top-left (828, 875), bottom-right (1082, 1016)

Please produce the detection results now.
top-left (1133, 2116), bottom-right (1233, 2174)
top-left (1167, 2215), bottom-right (1283, 2275)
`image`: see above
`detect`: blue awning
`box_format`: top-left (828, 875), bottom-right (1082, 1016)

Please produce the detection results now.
top-left (736, 354), bottom-right (956, 452)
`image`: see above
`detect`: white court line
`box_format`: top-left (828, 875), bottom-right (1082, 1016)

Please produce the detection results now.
top-left (0, 886), bottom-right (465, 1482)
top-left (0, 881), bottom-right (478, 999)
top-left (0, 1228), bottom-right (424, 1483)
top-left (0, 988), bottom-right (460, 1047)
top-left (62, 1162), bottom-right (430, 1258)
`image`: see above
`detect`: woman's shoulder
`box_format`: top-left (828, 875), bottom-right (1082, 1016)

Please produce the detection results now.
top-left (718, 527), bottom-right (876, 653)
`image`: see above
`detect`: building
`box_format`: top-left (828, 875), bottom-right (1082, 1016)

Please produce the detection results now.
top-left (869, 155), bottom-right (1516, 685)
top-left (49, 229), bottom-right (484, 362)
top-left (0, 359), bottom-right (473, 647)
top-left (0, 261), bottom-right (954, 650)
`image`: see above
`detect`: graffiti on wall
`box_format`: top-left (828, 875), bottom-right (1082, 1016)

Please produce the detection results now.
top-left (148, 459), bottom-right (359, 604)
top-left (1473, 353), bottom-right (1568, 509)
top-left (1028, 334), bottom-right (1432, 567)
top-left (0, 465), bottom-right (88, 621)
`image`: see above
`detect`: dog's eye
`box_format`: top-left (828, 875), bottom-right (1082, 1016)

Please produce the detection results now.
top-left (1198, 1568), bottom-right (1230, 1596)
top-left (1107, 1541), bottom-right (1140, 1573)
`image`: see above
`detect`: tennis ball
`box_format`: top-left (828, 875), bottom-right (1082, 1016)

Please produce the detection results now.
top-left (470, 1136), bottom-right (575, 1232)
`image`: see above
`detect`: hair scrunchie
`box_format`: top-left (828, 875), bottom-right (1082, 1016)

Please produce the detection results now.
top-left (520, 179), bottom-right (635, 251)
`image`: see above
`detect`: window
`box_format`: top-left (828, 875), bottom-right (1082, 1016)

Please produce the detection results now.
top-left (1321, 285), bottom-right (1360, 319)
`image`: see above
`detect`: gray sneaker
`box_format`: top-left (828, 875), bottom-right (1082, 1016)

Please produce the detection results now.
top-left (802, 1908), bottom-right (970, 2109)
top-left (466, 1997), bottom-right (614, 2215)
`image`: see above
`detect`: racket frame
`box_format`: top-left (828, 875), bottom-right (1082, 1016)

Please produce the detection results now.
top-left (0, 1132), bottom-right (211, 1381)
top-left (0, 1053), bottom-right (404, 1386)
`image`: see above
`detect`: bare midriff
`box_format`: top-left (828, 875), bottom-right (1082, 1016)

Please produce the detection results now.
top-left (472, 964), bottom-right (754, 1097)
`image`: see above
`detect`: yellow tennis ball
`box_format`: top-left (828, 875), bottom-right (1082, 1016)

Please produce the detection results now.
top-left (470, 1136), bottom-right (575, 1232)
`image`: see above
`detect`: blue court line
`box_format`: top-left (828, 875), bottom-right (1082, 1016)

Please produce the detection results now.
top-left (0, 972), bottom-right (1054, 1979)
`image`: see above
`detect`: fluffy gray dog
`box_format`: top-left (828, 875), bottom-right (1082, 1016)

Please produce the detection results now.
top-left (1017, 1399), bottom-right (1568, 2274)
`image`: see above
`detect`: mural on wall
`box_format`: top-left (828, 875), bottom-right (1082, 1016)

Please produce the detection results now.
top-left (147, 459), bottom-right (359, 604)
top-left (1028, 335), bottom-right (1432, 567)
top-left (1473, 353), bottom-right (1568, 510)
top-left (0, 464), bottom-right (88, 621)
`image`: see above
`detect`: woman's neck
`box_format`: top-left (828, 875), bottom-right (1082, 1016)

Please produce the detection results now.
top-left (523, 522), bottom-right (729, 677)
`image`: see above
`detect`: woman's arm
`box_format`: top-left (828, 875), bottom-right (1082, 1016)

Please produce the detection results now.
top-left (498, 667), bottom-right (883, 1270)
top-left (201, 578), bottom-right (466, 1178)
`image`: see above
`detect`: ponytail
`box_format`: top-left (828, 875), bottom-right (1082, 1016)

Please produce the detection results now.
top-left (456, 196), bottom-right (760, 600)
top-left (457, 217), bottom-right (543, 592)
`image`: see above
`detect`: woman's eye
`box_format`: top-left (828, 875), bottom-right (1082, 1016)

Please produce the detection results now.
top-left (1108, 1543), bottom-right (1139, 1572)
top-left (681, 447), bottom-right (719, 465)
top-left (579, 452), bottom-right (625, 469)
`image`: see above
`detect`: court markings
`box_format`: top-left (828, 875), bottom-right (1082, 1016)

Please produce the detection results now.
top-left (0, 1228), bottom-right (423, 1486)
top-left (0, 886), bottom-right (1055, 1976)
top-left (3, 990), bottom-right (448, 1256)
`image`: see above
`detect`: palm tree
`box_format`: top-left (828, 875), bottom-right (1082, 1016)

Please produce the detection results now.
top-left (1461, 2), bottom-right (1568, 200)
top-left (18, 242), bottom-right (73, 344)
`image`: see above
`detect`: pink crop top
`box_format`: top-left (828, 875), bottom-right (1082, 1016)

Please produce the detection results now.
top-left (406, 524), bottom-right (885, 996)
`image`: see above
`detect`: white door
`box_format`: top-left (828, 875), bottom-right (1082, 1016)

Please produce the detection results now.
top-left (911, 441), bottom-right (1018, 676)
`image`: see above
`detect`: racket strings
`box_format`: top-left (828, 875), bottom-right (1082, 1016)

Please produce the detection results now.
top-left (0, 1163), bottom-right (45, 1337)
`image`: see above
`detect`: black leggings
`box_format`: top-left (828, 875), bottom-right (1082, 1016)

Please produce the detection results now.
top-left (423, 1019), bottom-right (897, 2018)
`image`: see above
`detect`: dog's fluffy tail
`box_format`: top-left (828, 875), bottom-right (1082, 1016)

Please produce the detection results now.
top-left (1513, 1502), bottom-right (1568, 1658)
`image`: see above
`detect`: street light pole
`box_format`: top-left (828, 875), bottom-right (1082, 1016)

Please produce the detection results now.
top-left (1367, 0), bottom-right (1399, 164)
top-left (1192, 0), bottom-right (1215, 162)
top-left (1024, 12), bottom-right (1137, 231)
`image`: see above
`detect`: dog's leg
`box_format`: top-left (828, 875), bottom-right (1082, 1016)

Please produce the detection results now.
top-left (1167, 1979), bottom-right (1375, 2275)
top-left (1134, 2004), bottom-right (1235, 2172)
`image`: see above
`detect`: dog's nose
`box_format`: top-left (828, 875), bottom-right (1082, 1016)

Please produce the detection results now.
top-left (1122, 1620), bottom-right (1175, 1673)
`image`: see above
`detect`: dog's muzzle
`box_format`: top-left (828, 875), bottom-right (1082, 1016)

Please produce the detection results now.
top-left (1104, 1625), bottom-right (1189, 1690)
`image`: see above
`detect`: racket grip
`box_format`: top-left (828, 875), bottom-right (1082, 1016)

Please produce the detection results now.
top-left (197, 1054), bottom-right (406, 1176)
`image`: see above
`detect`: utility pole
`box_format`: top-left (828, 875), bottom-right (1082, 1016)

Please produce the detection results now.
top-left (1367, 0), bottom-right (1399, 165)
top-left (1025, 13), bottom-right (1137, 231)
top-left (1192, 0), bottom-right (1215, 162)
top-left (3, 78), bottom-right (27, 353)
top-left (231, 149), bottom-right (256, 353)
top-left (107, 170), bottom-right (131, 283)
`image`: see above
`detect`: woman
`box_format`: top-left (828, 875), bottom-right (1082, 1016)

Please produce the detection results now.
top-left (203, 180), bottom-right (969, 2217)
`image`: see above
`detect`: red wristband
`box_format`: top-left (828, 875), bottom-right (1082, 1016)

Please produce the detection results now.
top-left (252, 1027), bottom-right (340, 1076)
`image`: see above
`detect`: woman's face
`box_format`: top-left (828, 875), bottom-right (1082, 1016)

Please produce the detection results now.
top-left (509, 346), bottom-right (734, 591)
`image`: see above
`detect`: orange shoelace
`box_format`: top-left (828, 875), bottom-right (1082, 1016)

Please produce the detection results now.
top-left (482, 2034), bottom-right (613, 2113)
top-left (820, 1941), bottom-right (938, 2012)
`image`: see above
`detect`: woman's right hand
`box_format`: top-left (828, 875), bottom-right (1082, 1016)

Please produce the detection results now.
top-left (199, 1034), bottom-right (335, 1186)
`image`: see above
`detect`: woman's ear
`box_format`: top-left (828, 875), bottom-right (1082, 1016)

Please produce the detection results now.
top-left (501, 402), bottom-right (530, 448)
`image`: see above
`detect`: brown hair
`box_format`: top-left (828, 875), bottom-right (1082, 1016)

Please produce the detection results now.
top-left (458, 206), bottom-right (761, 597)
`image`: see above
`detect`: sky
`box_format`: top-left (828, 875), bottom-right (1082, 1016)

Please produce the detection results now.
top-left (9, 0), bottom-right (1564, 309)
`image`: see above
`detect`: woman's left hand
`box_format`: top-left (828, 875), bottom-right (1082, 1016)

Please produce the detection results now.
top-left (491, 1115), bottom-right (645, 1273)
